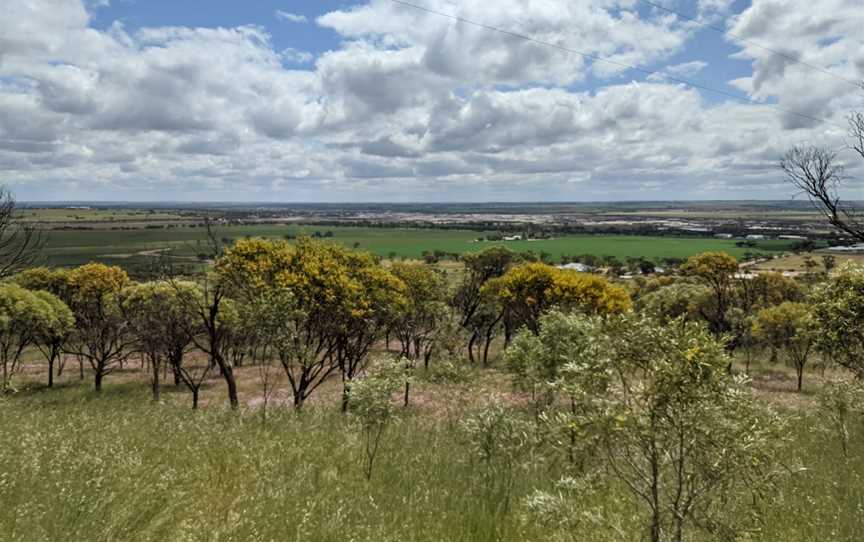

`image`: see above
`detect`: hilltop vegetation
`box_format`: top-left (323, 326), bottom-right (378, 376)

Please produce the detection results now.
top-left (2, 226), bottom-right (864, 540)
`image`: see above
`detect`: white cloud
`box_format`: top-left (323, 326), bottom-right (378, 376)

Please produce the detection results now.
top-left (0, 0), bottom-right (858, 201)
top-left (282, 47), bottom-right (314, 64)
top-left (275, 10), bottom-right (307, 23)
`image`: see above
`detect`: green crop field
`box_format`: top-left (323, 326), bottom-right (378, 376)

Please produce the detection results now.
top-left (38, 224), bottom-right (794, 270)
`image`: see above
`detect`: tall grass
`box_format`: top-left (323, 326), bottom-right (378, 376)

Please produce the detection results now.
top-left (0, 383), bottom-right (862, 540)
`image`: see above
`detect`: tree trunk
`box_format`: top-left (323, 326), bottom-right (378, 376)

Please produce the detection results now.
top-left (341, 384), bottom-right (350, 413)
top-left (79, 357), bottom-right (84, 380)
top-left (47, 357), bottom-right (54, 388)
top-left (403, 380), bottom-right (410, 407)
top-left (94, 370), bottom-right (103, 393)
top-left (482, 334), bottom-right (493, 367)
top-left (151, 361), bottom-right (161, 402)
top-left (467, 332), bottom-right (477, 364)
top-left (192, 388), bottom-right (199, 410)
top-left (214, 353), bottom-right (238, 409)
top-left (797, 366), bottom-right (804, 392)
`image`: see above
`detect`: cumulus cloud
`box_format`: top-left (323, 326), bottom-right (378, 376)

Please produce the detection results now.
top-left (0, 0), bottom-right (858, 201)
top-left (725, 0), bottom-right (864, 128)
top-left (275, 10), bottom-right (307, 24)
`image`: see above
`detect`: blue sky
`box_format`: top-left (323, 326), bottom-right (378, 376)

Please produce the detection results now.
top-left (0, 0), bottom-right (861, 202)
top-left (91, 0), bottom-right (754, 102)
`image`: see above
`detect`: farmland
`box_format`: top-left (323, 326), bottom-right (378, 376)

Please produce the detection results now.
top-left (40, 224), bottom-right (795, 270)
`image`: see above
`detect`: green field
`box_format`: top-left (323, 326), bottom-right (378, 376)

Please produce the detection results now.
top-left (19, 208), bottom-right (190, 223)
top-left (39, 224), bottom-right (794, 270)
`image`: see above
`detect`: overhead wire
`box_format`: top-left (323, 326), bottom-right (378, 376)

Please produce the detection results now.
top-left (388, 0), bottom-right (848, 129)
top-left (638, 0), bottom-right (862, 89)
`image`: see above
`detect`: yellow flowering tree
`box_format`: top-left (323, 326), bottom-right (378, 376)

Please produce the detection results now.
top-left (483, 262), bottom-right (631, 335)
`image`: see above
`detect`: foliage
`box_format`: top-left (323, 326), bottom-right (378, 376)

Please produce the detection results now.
top-left (681, 252), bottom-right (738, 335)
top-left (512, 314), bottom-right (787, 541)
top-left (483, 262), bottom-right (631, 334)
top-left (737, 271), bottom-right (802, 312)
top-left (752, 302), bottom-right (817, 390)
top-left (30, 289), bottom-right (75, 387)
top-left (816, 380), bottom-right (864, 458)
top-left (348, 358), bottom-right (405, 480)
top-left (64, 263), bottom-right (133, 392)
top-left (10, 266), bottom-right (71, 301)
top-left (637, 281), bottom-right (712, 324)
top-left (461, 398), bottom-right (538, 516)
top-left (218, 237), bottom-right (408, 409)
top-left (119, 281), bottom-right (198, 402)
top-left (810, 263), bottom-right (864, 378)
top-left (0, 283), bottom-right (58, 391)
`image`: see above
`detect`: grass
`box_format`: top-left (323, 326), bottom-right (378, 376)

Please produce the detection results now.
top-left (1, 359), bottom-right (863, 540)
top-left (39, 225), bottom-right (795, 269)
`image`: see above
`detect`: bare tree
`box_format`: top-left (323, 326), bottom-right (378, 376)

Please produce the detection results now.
top-left (781, 106), bottom-right (864, 241)
top-left (0, 188), bottom-right (43, 278)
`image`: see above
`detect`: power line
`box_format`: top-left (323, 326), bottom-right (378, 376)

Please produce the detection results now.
top-left (638, 0), bottom-right (861, 89)
top-left (388, 0), bottom-right (846, 130)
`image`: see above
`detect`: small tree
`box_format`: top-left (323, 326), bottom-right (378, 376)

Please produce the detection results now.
top-left (810, 263), bottom-right (864, 378)
top-left (30, 291), bottom-right (74, 388)
top-left (752, 302), bottom-right (817, 391)
top-left (65, 263), bottom-right (134, 393)
top-left (461, 398), bottom-right (536, 516)
top-left (120, 281), bottom-right (197, 402)
top-left (483, 262), bottom-right (630, 335)
top-left (817, 380), bottom-right (864, 458)
top-left (0, 284), bottom-right (54, 391)
top-left (348, 358), bottom-right (403, 480)
top-left (681, 252), bottom-right (738, 336)
top-left (518, 315), bottom-right (786, 541)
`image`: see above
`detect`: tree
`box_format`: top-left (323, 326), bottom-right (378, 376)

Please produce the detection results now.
top-left (752, 302), bottom-right (816, 391)
top-left (65, 263), bottom-right (134, 393)
top-left (483, 262), bottom-right (631, 335)
top-left (809, 263), bottom-right (864, 378)
top-left (681, 252), bottom-right (739, 336)
top-left (218, 237), bottom-right (407, 411)
top-left (0, 188), bottom-right (43, 279)
top-left (0, 284), bottom-right (55, 391)
top-left (638, 281), bottom-right (712, 325)
top-left (347, 358), bottom-right (403, 480)
top-left (781, 115), bottom-right (864, 241)
top-left (171, 274), bottom-right (240, 409)
top-left (455, 248), bottom-right (518, 319)
top-left (736, 271), bottom-right (802, 314)
top-left (453, 248), bottom-right (517, 350)
top-left (10, 267), bottom-right (71, 301)
top-left (564, 315), bottom-right (784, 541)
top-left (120, 281), bottom-right (198, 402)
top-left (30, 291), bottom-right (74, 388)
top-left (389, 262), bottom-right (450, 404)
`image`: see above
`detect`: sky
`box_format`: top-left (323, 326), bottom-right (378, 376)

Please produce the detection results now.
top-left (0, 0), bottom-right (862, 202)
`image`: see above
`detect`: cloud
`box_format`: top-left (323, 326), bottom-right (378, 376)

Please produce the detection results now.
top-left (725, 0), bottom-right (863, 128)
top-left (647, 60), bottom-right (708, 81)
top-left (275, 10), bottom-right (307, 24)
top-left (282, 47), bottom-right (314, 64)
top-left (0, 0), bottom-right (858, 201)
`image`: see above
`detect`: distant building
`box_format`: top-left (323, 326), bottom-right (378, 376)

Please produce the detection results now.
top-left (827, 243), bottom-right (864, 252)
top-left (503, 235), bottom-right (522, 241)
top-left (778, 235), bottom-right (808, 240)
top-left (714, 233), bottom-right (733, 239)
top-left (745, 234), bottom-right (766, 240)
top-left (557, 262), bottom-right (590, 272)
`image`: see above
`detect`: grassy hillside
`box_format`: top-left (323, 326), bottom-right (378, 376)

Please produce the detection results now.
top-left (0, 374), bottom-right (861, 541)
